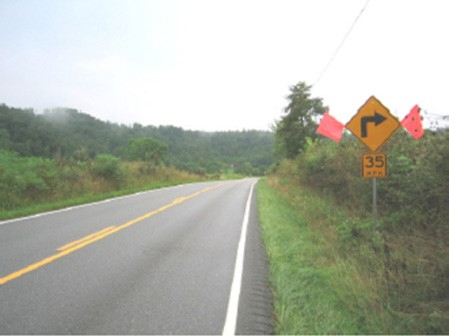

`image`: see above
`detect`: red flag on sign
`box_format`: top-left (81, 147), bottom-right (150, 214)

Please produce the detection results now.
top-left (401, 105), bottom-right (424, 140)
top-left (316, 112), bottom-right (345, 142)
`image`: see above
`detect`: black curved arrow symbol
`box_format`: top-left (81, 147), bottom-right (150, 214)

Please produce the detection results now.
top-left (361, 112), bottom-right (387, 138)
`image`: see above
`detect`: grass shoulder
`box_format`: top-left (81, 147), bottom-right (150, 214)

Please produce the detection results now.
top-left (257, 177), bottom-right (397, 334)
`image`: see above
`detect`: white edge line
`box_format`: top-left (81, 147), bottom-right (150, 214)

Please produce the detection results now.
top-left (0, 183), bottom-right (192, 226)
top-left (222, 181), bottom-right (255, 336)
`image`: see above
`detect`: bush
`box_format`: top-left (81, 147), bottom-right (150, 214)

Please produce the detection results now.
top-left (0, 151), bottom-right (59, 209)
top-left (294, 131), bottom-right (449, 231)
top-left (92, 154), bottom-right (123, 179)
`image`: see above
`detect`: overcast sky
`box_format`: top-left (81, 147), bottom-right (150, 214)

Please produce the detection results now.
top-left (1, 0), bottom-right (447, 131)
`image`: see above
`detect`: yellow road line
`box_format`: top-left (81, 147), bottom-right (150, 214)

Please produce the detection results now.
top-left (0, 183), bottom-right (223, 285)
top-left (57, 226), bottom-right (116, 251)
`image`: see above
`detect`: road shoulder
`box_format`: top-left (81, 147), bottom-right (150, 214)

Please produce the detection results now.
top-left (236, 183), bottom-right (274, 335)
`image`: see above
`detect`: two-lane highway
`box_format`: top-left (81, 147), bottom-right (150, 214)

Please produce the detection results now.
top-left (0, 179), bottom-right (273, 334)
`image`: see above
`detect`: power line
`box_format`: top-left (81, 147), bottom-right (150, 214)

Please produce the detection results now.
top-left (314, 0), bottom-right (371, 86)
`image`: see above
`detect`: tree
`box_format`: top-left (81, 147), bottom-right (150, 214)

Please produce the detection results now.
top-left (126, 137), bottom-right (167, 166)
top-left (0, 128), bottom-right (12, 150)
top-left (275, 81), bottom-right (326, 159)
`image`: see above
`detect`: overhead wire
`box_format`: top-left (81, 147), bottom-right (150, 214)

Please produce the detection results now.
top-left (313, 0), bottom-right (371, 87)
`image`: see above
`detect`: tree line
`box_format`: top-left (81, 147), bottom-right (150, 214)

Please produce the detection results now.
top-left (0, 104), bottom-right (274, 176)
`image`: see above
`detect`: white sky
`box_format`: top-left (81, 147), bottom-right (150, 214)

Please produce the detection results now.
top-left (1, 0), bottom-right (447, 131)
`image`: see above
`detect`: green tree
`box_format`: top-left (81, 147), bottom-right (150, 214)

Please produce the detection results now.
top-left (0, 128), bottom-right (12, 150)
top-left (275, 81), bottom-right (326, 158)
top-left (127, 137), bottom-right (167, 165)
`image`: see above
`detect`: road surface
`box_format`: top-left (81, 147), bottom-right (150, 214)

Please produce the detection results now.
top-left (0, 179), bottom-right (273, 334)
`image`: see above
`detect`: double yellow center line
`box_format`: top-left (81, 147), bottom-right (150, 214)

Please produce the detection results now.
top-left (0, 183), bottom-right (223, 285)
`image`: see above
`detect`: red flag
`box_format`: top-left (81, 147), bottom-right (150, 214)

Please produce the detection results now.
top-left (316, 112), bottom-right (345, 142)
top-left (401, 105), bottom-right (424, 140)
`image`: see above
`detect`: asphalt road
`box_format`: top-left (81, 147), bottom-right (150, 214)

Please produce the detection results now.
top-left (0, 179), bottom-right (273, 335)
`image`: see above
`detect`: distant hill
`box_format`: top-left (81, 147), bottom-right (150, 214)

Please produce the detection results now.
top-left (0, 104), bottom-right (274, 175)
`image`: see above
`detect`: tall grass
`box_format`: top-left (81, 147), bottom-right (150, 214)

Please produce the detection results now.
top-left (258, 178), bottom-right (394, 334)
top-left (0, 151), bottom-right (205, 220)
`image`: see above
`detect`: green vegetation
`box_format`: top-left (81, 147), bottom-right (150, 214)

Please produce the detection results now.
top-left (0, 180), bottom-right (186, 221)
top-left (0, 102), bottom-right (274, 218)
top-left (274, 81), bottom-right (326, 159)
top-left (261, 80), bottom-right (449, 334)
top-left (258, 178), bottom-right (382, 334)
top-left (259, 131), bottom-right (449, 334)
top-left (0, 150), bottom-right (203, 220)
top-left (126, 137), bottom-right (167, 166)
top-left (0, 104), bottom-right (274, 176)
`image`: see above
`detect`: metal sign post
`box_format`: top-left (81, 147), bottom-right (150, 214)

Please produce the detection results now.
top-left (361, 153), bottom-right (386, 229)
top-left (372, 178), bottom-right (378, 229)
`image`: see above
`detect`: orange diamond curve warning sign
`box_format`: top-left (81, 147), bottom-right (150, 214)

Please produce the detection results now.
top-left (346, 96), bottom-right (401, 152)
